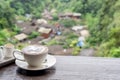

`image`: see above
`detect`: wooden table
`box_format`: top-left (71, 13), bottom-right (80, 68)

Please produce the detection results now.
top-left (0, 56), bottom-right (120, 80)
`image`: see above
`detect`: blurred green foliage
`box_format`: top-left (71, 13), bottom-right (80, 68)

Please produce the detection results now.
top-left (0, 29), bottom-right (16, 45)
top-left (59, 19), bottom-right (77, 27)
top-left (28, 31), bottom-right (40, 39)
top-left (12, 25), bottom-right (21, 33)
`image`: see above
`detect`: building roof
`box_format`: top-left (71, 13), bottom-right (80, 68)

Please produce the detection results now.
top-left (36, 19), bottom-right (47, 24)
top-left (72, 13), bottom-right (81, 16)
top-left (38, 27), bottom-right (52, 34)
top-left (14, 33), bottom-right (28, 41)
top-left (59, 12), bottom-right (81, 17)
top-left (72, 26), bottom-right (84, 31)
top-left (59, 12), bottom-right (73, 17)
top-left (39, 24), bottom-right (57, 32)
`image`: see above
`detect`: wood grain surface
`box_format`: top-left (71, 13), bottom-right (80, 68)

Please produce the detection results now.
top-left (0, 56), bottom-right (120, 80)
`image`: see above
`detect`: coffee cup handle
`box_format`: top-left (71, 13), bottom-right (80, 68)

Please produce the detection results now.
top-left (13, 50), bottom-right (25, 61)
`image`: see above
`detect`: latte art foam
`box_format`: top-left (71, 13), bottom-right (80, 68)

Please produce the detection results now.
top-left (22, 45), bottom-right (47, 55)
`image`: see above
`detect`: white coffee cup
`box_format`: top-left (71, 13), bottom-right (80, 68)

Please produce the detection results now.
top-left (14, 45), bottom-right (48, 67)
top-left (0, 43), bottom-right (14, 59)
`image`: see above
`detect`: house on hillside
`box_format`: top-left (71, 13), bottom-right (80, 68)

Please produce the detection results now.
top-left (38, 27), bottom-right (52, 38)
top-left (72, 26), bottom-right (84, 31)
top-left (40, 24), bottom-right (58, 33)
top-left (14, 33), bottom-right (28, 42)
top-left (59, 12), bottom-right (81, 19)
top-left (59, 12), bottom-right (73, 19)
top-left (72, 13), bottom-right (81, 19)
top-left (38, 24), bottom-right (58, 38)
top-left (36, 19), bottom-right (47, 25)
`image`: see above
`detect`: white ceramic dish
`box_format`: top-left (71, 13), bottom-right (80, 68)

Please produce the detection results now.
top-left (0, 57), bottom-right (15, 67)
top-left (15, 55), bottom-right (56, 70)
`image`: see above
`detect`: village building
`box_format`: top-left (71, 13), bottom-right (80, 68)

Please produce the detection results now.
top-left (72, 13), bottom-right (81, 19)
top-left (41, 24), bottom-right (58, 33)
top-left (36, 19), bottom-right (47, 25)
top-left (59, 12), bottom-right (73, 19)
top-left (14, 33), bottom-right (28, 41)
top-left (38, 27), bottom-right (52, 38)
top-left (72, 26), bottom-right (84, 31)
top-left (59, 12), bottom-right (81, 19)
top-left (38, 24), bottom-right (58, 38)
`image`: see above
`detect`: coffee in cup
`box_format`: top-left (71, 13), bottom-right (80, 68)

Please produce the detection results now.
top-left (14, 45), bottom-right (48, 67)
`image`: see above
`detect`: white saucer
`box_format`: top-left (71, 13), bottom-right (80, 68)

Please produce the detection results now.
top-left (15, 55), bottom-right (56, 70)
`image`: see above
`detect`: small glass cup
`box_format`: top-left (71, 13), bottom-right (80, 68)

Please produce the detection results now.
top-left (0, 43), bottom-right (14, 59)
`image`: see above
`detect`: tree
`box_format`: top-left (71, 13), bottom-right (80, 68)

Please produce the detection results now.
top-left (0, 0), bottom-right (15, 29)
